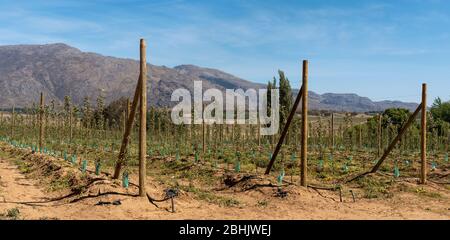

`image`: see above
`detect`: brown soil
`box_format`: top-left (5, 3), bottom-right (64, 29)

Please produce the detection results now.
top-left (0, 147), bottom-right (449, 220)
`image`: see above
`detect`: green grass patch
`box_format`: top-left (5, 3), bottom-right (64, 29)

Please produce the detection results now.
top-left (180, 184), bottom-right (240, 207)
top-left (357, 176), bottom-right (393, 199)
top-left (0, 208), bottom-right (21, 220)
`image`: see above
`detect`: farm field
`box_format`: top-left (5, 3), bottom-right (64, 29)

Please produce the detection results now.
top-left (0, 110), bottom-right (448, 220)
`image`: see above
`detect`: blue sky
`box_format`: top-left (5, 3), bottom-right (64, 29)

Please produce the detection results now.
top-left (0, 0), bottom-right (449, 104)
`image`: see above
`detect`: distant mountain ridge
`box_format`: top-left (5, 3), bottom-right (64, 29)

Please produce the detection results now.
top-left (0, 43), bottom-right (418, 112)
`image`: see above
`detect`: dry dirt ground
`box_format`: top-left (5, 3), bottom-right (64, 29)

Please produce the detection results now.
top-left (0, 149), bottom-right (449, 220)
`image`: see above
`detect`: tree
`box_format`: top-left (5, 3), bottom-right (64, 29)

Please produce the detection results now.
top-left (93, 91), bottom-right (105, 128)
top-left (278, 70), bottom-right (293, 127)
top-left (266, 77), bottom-right (276, 112)
top-left (103, 97), bottom-right (128, 128)
top-left (430, 97), bottom-right (450, 123)
top-left (81, 97), bottom-right (92, 127)
top-left (382, 108), bottom-right (410, 129)
top-left (429, 97), bottom-right (450, 135)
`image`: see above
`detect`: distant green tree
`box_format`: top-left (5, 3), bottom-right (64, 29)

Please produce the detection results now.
top-left (382, 108), bottom-right (410, 130)
top-left (103, 97), bottom-right (128, 128)
top-left (63, 96), bottom-right (71, 125)
top-left (266, 77), bottom-right (276, 113)
top-left (278, 70), bottom-right (293, 127)
top-left (429, 97), bottom-right (450, 135)
top-left (430, 97), bottom-right (450, 123)
top-left (81, 97), bottom-right (92, 127)
top-left (93, 91), bottom-right (106, 129)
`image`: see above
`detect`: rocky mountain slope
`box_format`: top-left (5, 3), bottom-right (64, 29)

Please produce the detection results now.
top-left (0, 43), bottom-right (418, 112)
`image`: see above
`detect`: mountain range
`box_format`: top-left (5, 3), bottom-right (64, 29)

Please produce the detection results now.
top-left (0, 43), bottom-right (418, 112)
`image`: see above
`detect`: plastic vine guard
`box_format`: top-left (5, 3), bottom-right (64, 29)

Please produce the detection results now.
top-left (394, 166), bottom-right (400, 178)
top-left (95, 161), bottom-right (101, 175)
top-left (81, 160), bottom-right (87, 173)
top-left (122, 171), bottom-right (129, 188)
top-left (277, 169), bottom-right (285, 186)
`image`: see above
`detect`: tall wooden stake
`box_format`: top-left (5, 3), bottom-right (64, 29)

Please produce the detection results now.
top-left (122, 111), bottom-right (127, 133)
top-left (11, 106), bottom-right (15, 139)
top-left (257, 116), bottom-right (261, 147)
top-left (359, 125), bottom-right (362, 149)
top-left (127, 98), bottom-right (131, 120)
top-left (421, 83), bottom-right (427, 184)
top-left (39, 93), bottom-right (44, 150)
top-left (377, 114), bottom-right (382, 157)
top-left (300, 60), bottom-right (308, 187)
top-left (202, 103), bottom-right (206, 155)
top-left (139, 39), bottom-right (147, 196)
top-left (69, 104), bottom-right (73, 143)
top-left (330, 113), bottom-right (334, 152)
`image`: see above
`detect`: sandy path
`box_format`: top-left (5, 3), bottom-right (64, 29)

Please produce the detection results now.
top-left (0, 158), bottom-right (48, 211)
top-left (0, 156), bottom-right (449, 220)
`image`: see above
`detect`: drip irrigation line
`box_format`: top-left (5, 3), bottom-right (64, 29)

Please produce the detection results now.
top-left (69, 192), bottom-right (138, 204)
top-left (145, 193), bottom-right (172, 208)
top-left (312, 188), bottom-right (338, 202)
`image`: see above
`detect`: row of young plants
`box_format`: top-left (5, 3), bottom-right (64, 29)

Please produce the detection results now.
top-left (0, 97), bottom-right (448, 186)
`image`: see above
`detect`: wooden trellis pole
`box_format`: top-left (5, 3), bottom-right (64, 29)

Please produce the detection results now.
top-left (377, 114), bottom-right (382, 157)
top-left (138, 39), bottom-right (147, 196)
top-left (264, 60), bottom-right (309, 175)
top-left (420, 83), bottom-right (427, 184)
top-left (300, 60), bottom-right (308, 187)
top-left (11, 106), bottom-right (15, 139)
top-left (257, 116), bottom-right (261, 147)
top-left (39, 93), bottom-right (44, 150)
top-left (202, 103), bottom-right (206, 155)
top-left (69, 103), bottom-right (73, 143)
top-left (359, 125), bottom-right (362, 149)
top-left (330, 113), bottom-right (334, 152)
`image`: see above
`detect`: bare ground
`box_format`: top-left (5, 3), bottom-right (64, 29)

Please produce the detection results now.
top-left (0, 151), bottom-right (449, 220)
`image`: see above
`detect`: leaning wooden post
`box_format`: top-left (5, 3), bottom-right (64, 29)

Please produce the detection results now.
top-left (113, 79), bottom-right (142, 178)
top-left (138, 39), bottom-right (147, 197)
top-left (264, 85), bottom-right (303, 174)
top-left (39, 93), bottom-right (44, 150)
top-left (300, 60), bottom-right (308, 187)
top-left (420, 83), bottom-right (427, 184)
top-left (370, 104), bottom-right (422, 173)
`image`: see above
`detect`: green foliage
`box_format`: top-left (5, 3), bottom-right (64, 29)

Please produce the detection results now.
top-left (278, 70), bottom-right (293, 126)
top-left (63, 96), bottom-right (71, 116)
top-left (431, 97), bottom-right (450, 123)
top-left (103, 97), bottom-right (128, 128)
top-left (357, 177), bottom-right (393, 199)
top-left (81, 96), bottom-right (92, 127)
top-left (0, 208), bottom-right (20, 220)
top-left (382, 108), bottom-right (410, 129)
top-left (429, 98), bottom-right (450, 135)
top-left (93, 90), bottom-right (106, 128)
